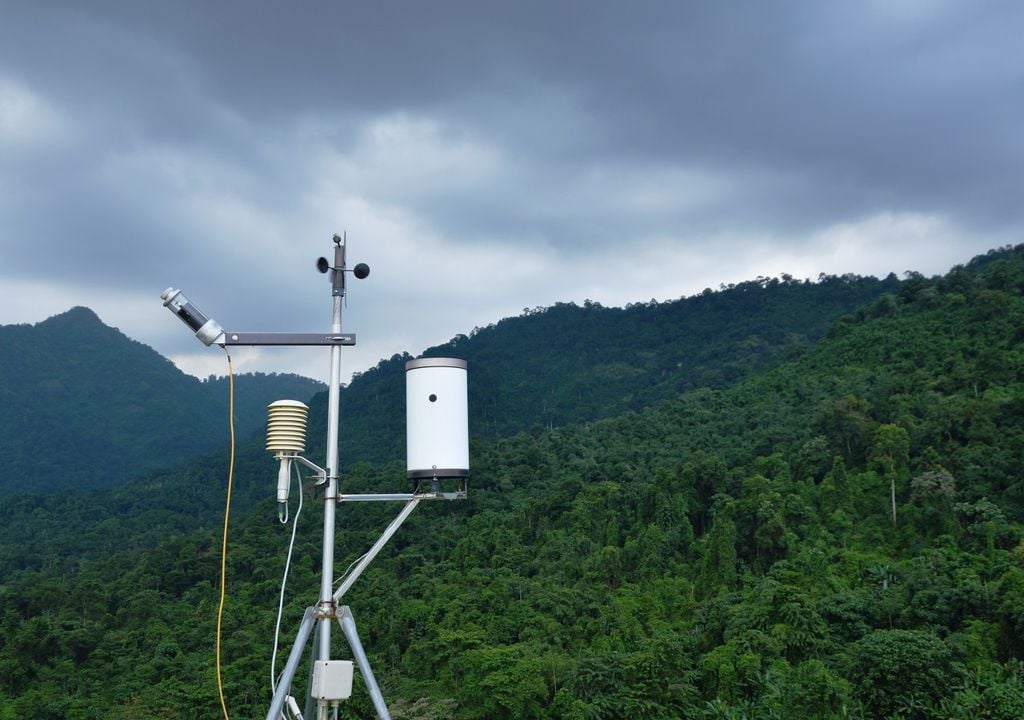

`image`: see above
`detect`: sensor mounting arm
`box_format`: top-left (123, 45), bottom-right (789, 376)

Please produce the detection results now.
top-left (221, 332), bottom-right (356, 347)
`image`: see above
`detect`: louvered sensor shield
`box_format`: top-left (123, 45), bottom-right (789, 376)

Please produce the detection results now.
top-left (267, 400), bottom-right (309, 505)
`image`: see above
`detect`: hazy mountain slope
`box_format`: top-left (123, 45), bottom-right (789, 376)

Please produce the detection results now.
top-left (0, 273), bottom-right (896, 497)
top-left (0, 307), bottom-right (323, 495)
top-left (0, 272), bottom-right (898, 575)
top-left (338, 272), bottom-right (900, 465)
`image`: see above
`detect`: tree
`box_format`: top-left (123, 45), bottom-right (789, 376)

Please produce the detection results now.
top-left (870, 424), bottom-right (909, 527)
top-left (699, 499), bottom-right (739, 595)
top-left (812, 395), bottom-right (874, 465)
top-left (849, 629), bottom-right (958, 719)
top-left (910, 469), bottom-right (956, 536)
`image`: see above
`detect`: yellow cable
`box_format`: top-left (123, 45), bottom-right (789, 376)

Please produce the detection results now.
top-left (216, 347), bottom-right (236, 720)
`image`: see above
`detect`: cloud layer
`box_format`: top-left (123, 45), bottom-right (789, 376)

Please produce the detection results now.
top-left (1, 1), bottom-right (1020, 381)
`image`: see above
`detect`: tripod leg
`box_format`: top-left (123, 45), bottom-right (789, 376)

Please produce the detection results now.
top-left (303, 620), bottom-right (323, 720)
top-left (337, 606), bottom-right (391, 720)
top-left (267, 606), bottom-right (317, 720)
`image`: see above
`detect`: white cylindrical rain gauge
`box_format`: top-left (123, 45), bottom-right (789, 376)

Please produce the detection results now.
top-left (267, 400), bottom-right (310, 454)
top-left (406, 358), bottom-right (468, 480)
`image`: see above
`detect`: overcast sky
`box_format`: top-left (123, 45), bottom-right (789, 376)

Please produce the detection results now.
top-left (2, 1), bottom-right (1021, 383)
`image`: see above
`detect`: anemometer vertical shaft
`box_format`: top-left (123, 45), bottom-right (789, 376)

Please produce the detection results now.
top-left (319, 238), bottom-right (346, 659)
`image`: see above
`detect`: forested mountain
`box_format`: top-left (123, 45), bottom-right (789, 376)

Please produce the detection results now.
top-left (2, 247), bottom-right (1024, 719)
top-left (0, 273), bottom-right (897, 578)
top-left (339, 272), bottom-right (899, 464)
top-left (0, 307), bottom-right (324, 495)
top-left (0, 272), bottom-right (897, 575)
top-left (0, 274), bottom-right (892, 497)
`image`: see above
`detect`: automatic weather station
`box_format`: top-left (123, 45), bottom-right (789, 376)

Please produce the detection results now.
top-left (161, 234), bottom-right (468, 720)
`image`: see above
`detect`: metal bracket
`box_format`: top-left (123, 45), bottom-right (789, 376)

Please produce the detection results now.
top-left (221, 332), bottom-right (356, 346)
top-left (315, 599), bottom-right (337, 620)
top-left (337, 490), bottom-right (466, 502)
top-left (332, 500), bottom-right (420, 603)
top-left (286, 455), bottom-right (328, 485)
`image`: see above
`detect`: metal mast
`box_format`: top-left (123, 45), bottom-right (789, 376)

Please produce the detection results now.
top-left (162, 234), bottom-right (467, 720)
top-left (319, 236), bottom-right (346, 663)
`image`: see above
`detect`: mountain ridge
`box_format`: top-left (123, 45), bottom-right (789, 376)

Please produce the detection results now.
top-left (335, 270), bottom-right (901, 465)
top-left (0, 308), bottom-right (324, 495)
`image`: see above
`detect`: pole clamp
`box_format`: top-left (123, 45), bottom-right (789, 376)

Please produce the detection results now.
top-left (316, 599), bottom-right (338, 620)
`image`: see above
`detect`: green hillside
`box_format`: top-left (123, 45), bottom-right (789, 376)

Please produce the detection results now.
top-left (0, 273), bottom-right (892, 499)
top-left (339, 272), bottom-right (899, 464)
top-left (0, 307), bottom-right (324, 495)
top-left (2, 247), bottom-right (1023, 719)
top-left (0, 271), bottom-right (896, 578)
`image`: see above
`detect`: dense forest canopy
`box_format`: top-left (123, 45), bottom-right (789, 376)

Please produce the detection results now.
top-left (339, 270), bottom-right (899, 465)
top-left (1, 246), bottom-right (1023, 719)
top-left (0, 307), bottom-right (324, 495)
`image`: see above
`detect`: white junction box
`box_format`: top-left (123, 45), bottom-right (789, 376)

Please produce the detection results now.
top-left (311, 660), bottom-right (354, 701)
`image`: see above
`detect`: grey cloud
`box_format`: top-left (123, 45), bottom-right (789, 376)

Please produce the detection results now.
top-left (1, 0), bottom-right (1020, 380)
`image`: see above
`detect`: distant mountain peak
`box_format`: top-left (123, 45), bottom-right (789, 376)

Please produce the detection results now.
top-left (39, 306), bottom-right (104, 326)
top-left (0, 304), bottom-right (329, 496)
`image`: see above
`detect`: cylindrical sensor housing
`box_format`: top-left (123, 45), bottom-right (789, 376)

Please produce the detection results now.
top-left (160, 287), bottom-right (224, 346)
top-left (267, 399), bottom-right (309, 454)
top-left (406, 358), bottom-right (468, 479)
